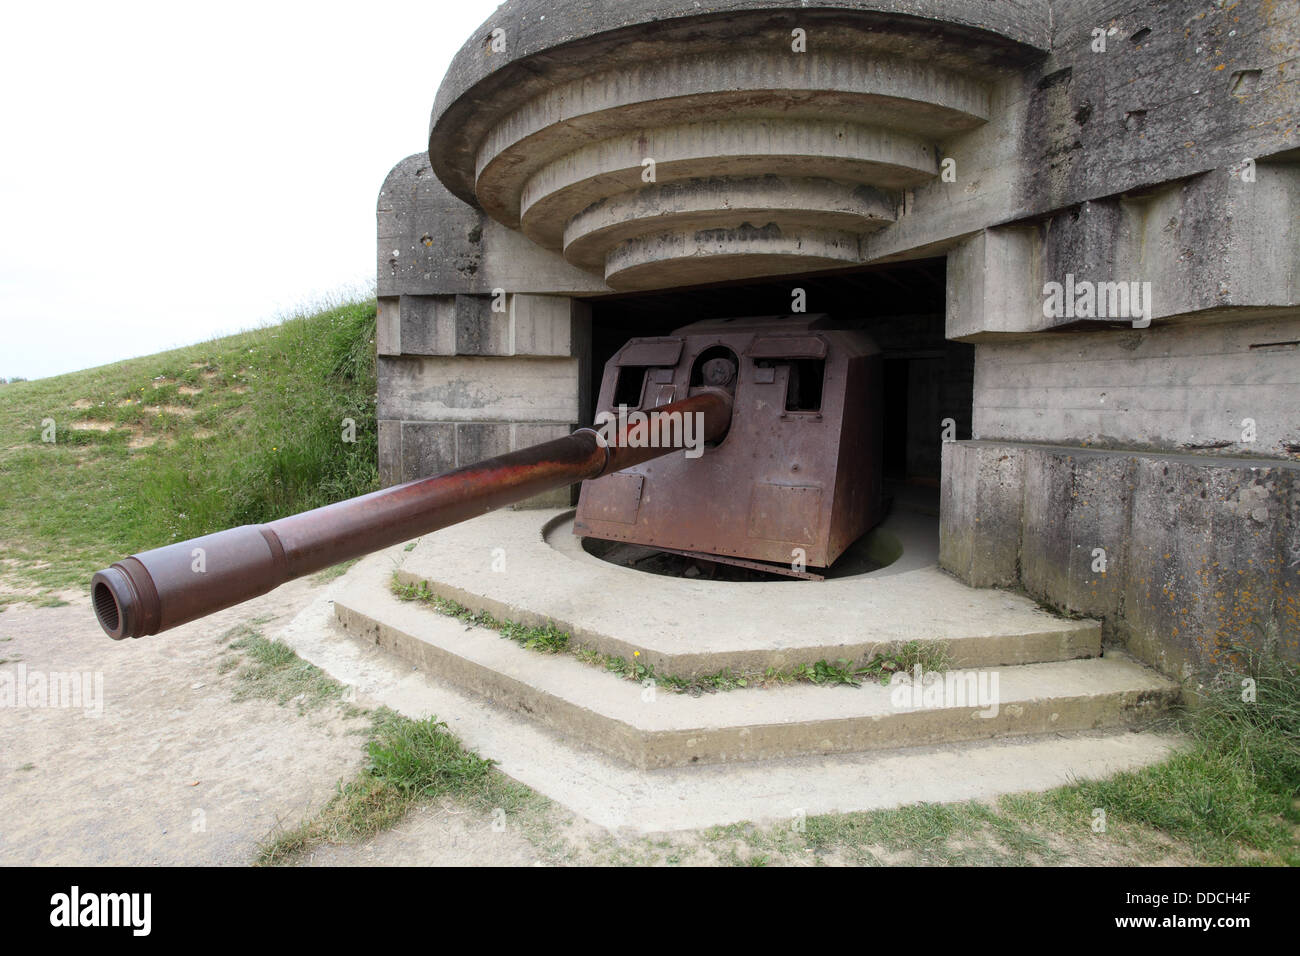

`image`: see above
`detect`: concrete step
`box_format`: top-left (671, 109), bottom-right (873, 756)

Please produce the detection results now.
top-left (333, 559), bottom-right (1180, 770)
top-left (277, 555), bottom-right (1179, 832)
top-left (392, 508), bottom-right (1103, 675)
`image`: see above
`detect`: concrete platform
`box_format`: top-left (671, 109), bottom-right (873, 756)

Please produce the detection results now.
top-left (337, 553), bottom-right (1178, 768)
top-left (277, 549), bottom-right (1183, 832)
top-left (385, 506), bottom-right (1102, 676)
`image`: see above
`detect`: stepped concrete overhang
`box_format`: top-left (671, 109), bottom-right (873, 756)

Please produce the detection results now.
top-left (426, 0), bottom-right (1048, 290)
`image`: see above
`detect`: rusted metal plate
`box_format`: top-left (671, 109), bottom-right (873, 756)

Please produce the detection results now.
top-left (616, 338), bottom-right (682, 367)
top-left (746, 335), bottom-right (828, 359)
top-left (575, 314), bottom-right (883, 570)
top-left (582, 473), bottom-right (644, 524)
top-left (747, 483), bottom-right (822, 545)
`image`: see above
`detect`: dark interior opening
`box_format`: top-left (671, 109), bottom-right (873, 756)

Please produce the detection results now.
top-left (613, 366), bottom-right (650, 408)
top-left (754, 358), bottom-right (825, 411)
top-left (586, 258), bottom-right (972, 484)
top-left (92, 582), bottom-right (120, 634)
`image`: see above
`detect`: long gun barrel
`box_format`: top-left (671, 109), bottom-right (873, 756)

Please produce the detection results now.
top-left (91, 389), bottom-right (733, 640)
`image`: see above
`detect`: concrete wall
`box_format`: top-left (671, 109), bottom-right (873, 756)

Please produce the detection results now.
top-left (942, 441), bottom-right (1300, 675)
top-left (925, 2), bottom-right (1300, 676)
top-left (375, 290), bottom-right (591, 507)
top-left (971, 312), bottom-right (1300, 457)
top-left (375, 154), bottom-right (597, 503)
top-left (947, 164), bottom-right (1300, 339)
top-left (377, 153), bottom-right (608, 298)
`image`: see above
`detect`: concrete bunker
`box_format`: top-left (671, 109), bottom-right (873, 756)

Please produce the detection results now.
top-left (372, 0), bottom-right (1299, 679)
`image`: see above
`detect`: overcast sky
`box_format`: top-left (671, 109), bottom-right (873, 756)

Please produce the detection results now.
top-left (0, 0), bottom-right (502, 380)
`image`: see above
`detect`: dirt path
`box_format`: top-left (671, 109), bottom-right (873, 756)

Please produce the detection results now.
top-left (0, 578), bottom-right (375, 865)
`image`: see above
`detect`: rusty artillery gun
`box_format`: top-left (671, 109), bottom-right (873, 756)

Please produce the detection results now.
top-left (92, 315), bottom-right (881, 640)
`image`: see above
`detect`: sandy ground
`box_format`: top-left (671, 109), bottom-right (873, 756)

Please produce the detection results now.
top-left (300, 801), bottom-right (545, 866)
top-left (1, 579), bottom-right (367, 865)
top-left (0, 575), bottom-right (557, 866)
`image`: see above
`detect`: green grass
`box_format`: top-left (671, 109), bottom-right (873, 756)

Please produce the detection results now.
top-left (211, 620), bottom-right (540, 865)
top-left (860, 639), bottom-right (954, 685)
top-left (0, 296), bottom-right (379, 597)
top-left (310, 557), bottom-right (363, 585)
top-left (397, 582), bottom-right (572, 654)
top-left (256, 708), bottom-right (539, 865)
top-left (221, 622), bottom-right (361, 716)
top-left (1051, 640), bottom-right (1300, 864)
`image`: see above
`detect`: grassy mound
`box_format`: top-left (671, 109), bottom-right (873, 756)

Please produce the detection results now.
top-left (0, 298), bottom-right (379, 599)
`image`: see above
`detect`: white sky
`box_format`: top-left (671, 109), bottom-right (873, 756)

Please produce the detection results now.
top-left (0, 0), bottom-right (503, 380)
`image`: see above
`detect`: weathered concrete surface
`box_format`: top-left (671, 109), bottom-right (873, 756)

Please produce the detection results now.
top-left (969, 311), bottom-right (1300, 457)
top-left (375, 309), bottom-right (586, 501)
top-left (887, 0), bottom-right (1299, 273)
top-left (945, 225), bottom-right (1043, 338)
top-left (1124, 454), bottom-right (1300, 676)
top-left (948, 166), bottom-right (1300, 338)
top-left (939, 439), bottom-right (1025, 588)
top-left (1020, 446), bottom-right (1133, 623)
top-left (377, 355), bottom-right (577, 423)
top-left (941, 441), bottom-right (1300, 675)
top-left (408, 0), bottom-right (1296, 290)
top-left (279, 548), bottom-right (1182, 832)
top-left (377, 156), bottom-right (596, 495)
top-left (563, 177), bottom-right (896, 273)
top-left (336, 563), bottom-right (1177, 769)
top-left (378, 153), bottom-right (609, 298)
top-left (424, 5), bottom-right (1015, 287)
top-left (508, 117), bottom-right (939, 288)
top-left (377, 417), bottom-right (575, 508)
top-left (378, 293), bottom-right (576, 359)
top-left (369, 505), bottom-right (1100, 677)
top-left (412, 2), bottom-right (1036, 288)
top-left (429, 1), bottom-right (1047, 203)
